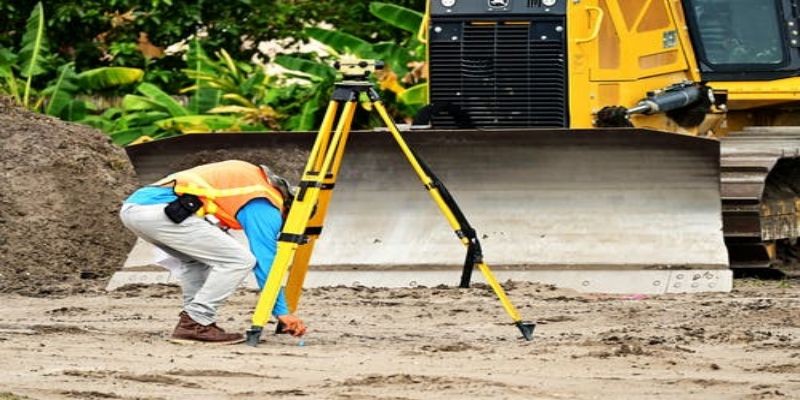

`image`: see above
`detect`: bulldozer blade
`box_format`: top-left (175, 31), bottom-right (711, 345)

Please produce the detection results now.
top-left (115, 128), bottom-right (731, 294)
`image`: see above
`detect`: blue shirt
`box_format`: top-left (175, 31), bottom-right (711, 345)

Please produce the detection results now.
top-left (125, 187), bottom-right (289, 316)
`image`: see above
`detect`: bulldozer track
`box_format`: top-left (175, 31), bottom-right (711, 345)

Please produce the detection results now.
top-left (721, 127), bottom-right (800, 268)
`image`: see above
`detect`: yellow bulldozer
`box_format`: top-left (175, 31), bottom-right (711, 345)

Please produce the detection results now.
top-left (119, 0), bottom-right (800, 294)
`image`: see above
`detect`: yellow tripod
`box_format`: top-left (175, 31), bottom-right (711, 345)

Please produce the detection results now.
top-left (245, 60), bottom-right (535, 346)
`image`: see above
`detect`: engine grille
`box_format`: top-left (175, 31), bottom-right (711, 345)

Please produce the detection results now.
top-left (429, 19), bottom-right (568, 128)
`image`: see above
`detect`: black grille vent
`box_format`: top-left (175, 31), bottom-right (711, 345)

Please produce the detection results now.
top-left (528, 0), bottom-right (543, 7)
top-left (429, 20), bottom-right (568, 128)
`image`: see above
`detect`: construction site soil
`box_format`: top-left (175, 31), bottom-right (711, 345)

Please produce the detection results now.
top-left (0, 97), bottom-right (137, 296)
top-left (0, 280), bottom-right (798, 399)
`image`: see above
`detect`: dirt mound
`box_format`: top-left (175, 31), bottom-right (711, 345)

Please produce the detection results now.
top-left (0, 97), bottom-right (137, 295)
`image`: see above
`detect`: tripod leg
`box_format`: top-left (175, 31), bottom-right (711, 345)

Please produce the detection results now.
top-left (247, 100), bottom-right (358, 346)
top-left (476, 262), bottom-right (535, 341)
top-left (370, 99), bottom-right (535, 340)
top-left (285, 101), bottom-right (357, 312)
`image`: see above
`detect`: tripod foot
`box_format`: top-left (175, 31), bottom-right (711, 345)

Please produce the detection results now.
top-left (245, 326), bottom-right (263, 347)
top-left (515, 321), bottom-right (536, 341)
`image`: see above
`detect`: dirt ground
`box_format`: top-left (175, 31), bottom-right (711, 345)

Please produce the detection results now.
top-left (0, 279), bottom-right (798, 400)
top-left (0, 97), bottom-right (137, 295)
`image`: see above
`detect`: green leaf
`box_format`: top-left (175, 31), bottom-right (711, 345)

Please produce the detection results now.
top-left (216, 49), bottom-right (240, 81)
top-left (122, 110), bottom-right (171, 127)
top-left (295, 97), bottom-right (321, 131)
top-left (110, 128), bottom-right (148, 146)
top-left (136, 82), bottom-right (189, 117)
top-left (372, 42), bottom-right (414, 75)
top-left (369, 2), bottom-right (424, 34)
top-left (187, 87), bottom-right (222, 114)
top-left (305, 27), bottom-right (374, 58)
top-left (0, 47), bottom-right (17, 77)
top-left (0, 47), bottom-right (20, 101)
top-left (63, 99), bottom-right (88, 122)
top-left (79, 115), bottom-right (114, 131)
top-left (222, 93), bottom-right (255, 107)
top-left (155, 115), bottom-right (238, 133)
top-left (44, 62), bottom-right (76, 116)
top-left (19, 2), bottom-right (49, 107)
top-left (102, 107), bottom-right (124, 120)
top-left (274, 55), bottom-right (337, 81)
top-left (398, 82), bottom-right (428, 105)
top-left (76, 67), bottom-right (144, 90)
top-left (122, 94), bottom-right (164, 112)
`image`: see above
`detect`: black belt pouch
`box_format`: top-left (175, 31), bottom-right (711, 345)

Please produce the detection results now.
top-left (164, 194), bottom-right (202, 223)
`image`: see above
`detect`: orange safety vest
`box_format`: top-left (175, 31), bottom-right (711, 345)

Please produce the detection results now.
top-left (153, 160), bottom-right (285, 230)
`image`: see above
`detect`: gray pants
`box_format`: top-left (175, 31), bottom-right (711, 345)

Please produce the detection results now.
top-left (119, 203), bottom-right (255, 325)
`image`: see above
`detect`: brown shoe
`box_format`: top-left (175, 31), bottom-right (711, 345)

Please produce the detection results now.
top-left (170, 311), bottom-right (244, 345)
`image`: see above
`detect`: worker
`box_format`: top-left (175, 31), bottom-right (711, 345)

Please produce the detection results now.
top-left (119, 160), bottom-right (307, 344)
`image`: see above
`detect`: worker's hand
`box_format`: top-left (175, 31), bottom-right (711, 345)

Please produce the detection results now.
top-left (277, 314), bottom-right (307, 337)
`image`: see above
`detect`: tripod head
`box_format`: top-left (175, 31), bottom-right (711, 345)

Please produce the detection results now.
top-left (333, 58), bottom-right (385, 81)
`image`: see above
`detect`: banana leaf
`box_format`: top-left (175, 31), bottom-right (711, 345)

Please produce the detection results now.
top-left (305, 27), bottom-right (374, 59)
top-left (136, 82), bottom-right (189, 117)
top-left (0, 48), bottom-right (20, 101)
top-left (110, 126), bottom-right (158, 146)
top-left (62, 99), bottom-right (88, 122)
top-left (43, 62), bottom-right (77, 117)
top-left (398, 82), bottom-right (428, 105)
top-left (372, 42), bottom-right (414, 75)
top-left (18, 2), bottom-right (49, 107)
top-left (0, 47), bottom-right (17, 78)
top-left (76, 67), bottom-right (144, 90)
top-left (275, 55), bottom-right (337, 81)
top-left (80, 107), bottom-right (123, 132)
top-left (155, 115), bottom-right (239, 133)
top-left (120, 110), bottom-right (170, 127)
top-left (122, 94), bottom-right (164, 112)
top-left (292, 93), bottom-right (325, 131)
top-left (369, 2), bottom-right (424, 34)
top-left (186, 87), bottom-right (223, 114)
top-left (184, 39), bottom-right (221, 113)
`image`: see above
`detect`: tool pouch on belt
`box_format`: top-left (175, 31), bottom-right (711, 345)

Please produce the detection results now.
top-left (164, 194), bottom-right (202, 223)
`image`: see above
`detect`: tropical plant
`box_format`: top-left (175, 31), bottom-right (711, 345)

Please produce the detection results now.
top-left (0, 2), bottom-right (143, 121)
top-left (272, 55), bottom-right (338, 131)
top-left (274, 1), bottom-right (428, 129)
top-left (108, 82), bottom-right (253, 146)
top-left (1, 0), bottom-right (425, 94)
top-left (182, 44), bottom-right (281, 129)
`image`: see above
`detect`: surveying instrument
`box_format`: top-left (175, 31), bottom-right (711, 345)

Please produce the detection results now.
top-left (245, 59), bottom-right (536, 346)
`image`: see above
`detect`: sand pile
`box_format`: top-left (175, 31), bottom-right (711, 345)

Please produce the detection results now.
top-left (0, 97), bottom-right (137, 295)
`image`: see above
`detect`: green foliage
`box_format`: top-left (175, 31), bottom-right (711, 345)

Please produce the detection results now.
top-left (0, 3), bottom-right (143, 119)
top-left (273, 55), bottom-right (339, 131)
top-left (1, 0), bottom-right (429, 143)
top-left (77, 67), bottom-right (145, 91)
top-left (305, 28), bottom-right (374, 59)
top-left (369, 2), bottom-right (424, 34)
top-left (0, 0), bottom-right (424, 93)
top-left (18, 2), bottom-right (49, 106)
top-left (274, 2), bottom-right (428, 128)
top-left (399, 83), bottom-right (428, 106)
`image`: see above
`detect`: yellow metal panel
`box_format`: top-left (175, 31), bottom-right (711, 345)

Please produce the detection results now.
top-left (617, 0), bottom-right (647, 31)
top-left (638, 50), bottom-right (678, 70)
top-left (714, 78), bottom-right (800, 104)
top-left (667, 0), bottom-right (702, 82)
top-left (637, 0), bottom-right (670, 32)
top-left (588, 0), bottom-right (689, 80)
top-left (568, 0), bottom-right (601, 127)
